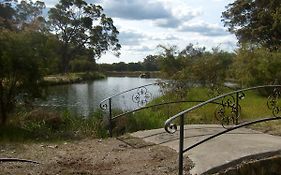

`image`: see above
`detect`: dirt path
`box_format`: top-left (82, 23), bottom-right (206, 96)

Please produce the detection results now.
top-left (0, 135), bottom-right (191, 175)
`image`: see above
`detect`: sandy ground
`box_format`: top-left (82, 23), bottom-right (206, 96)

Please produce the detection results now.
top-left (0, 135), bottom-right (192, 175)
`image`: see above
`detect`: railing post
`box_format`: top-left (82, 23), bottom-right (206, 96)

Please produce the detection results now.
top-left (108, 98), bottom-right (113, 137)
top-left (235, 92), bottom-right (239, 125)
top-left (179, 114), bottom-right (184, 175)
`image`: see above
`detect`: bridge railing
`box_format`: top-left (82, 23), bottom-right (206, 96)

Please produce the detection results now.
top-left (164, 85), bottom-right (281, 175)
top-left (99, 80), bottom-right (243, 137)
top-left (99, 81), bottom-right (169, 136)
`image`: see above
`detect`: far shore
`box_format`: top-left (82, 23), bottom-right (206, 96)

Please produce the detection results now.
top-left (104, 71), bottom-right (161, 78)
top-left (43, 71), bottom-right (162, 86)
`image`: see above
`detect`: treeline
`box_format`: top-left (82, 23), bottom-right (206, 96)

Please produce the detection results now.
top-left (156, 44), bottom-right (281, 88)
top-left (99, 55), bottom-right (159, 72)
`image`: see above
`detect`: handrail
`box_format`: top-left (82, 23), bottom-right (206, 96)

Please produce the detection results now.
top-left (165, 85), bottom-right (281, 133)
top-left (99, 80), bottom-right (168, 136)
top-left (163, 85), bottom-right (281, 175)
top-left (112, 100), bottom-right (222, 120)
top-left (99, 81), bottom-right (168, 109)
top-left (99, 80), bottom-right (242, 137)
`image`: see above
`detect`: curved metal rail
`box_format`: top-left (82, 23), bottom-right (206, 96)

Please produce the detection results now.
top-left (112, 100), bottom-right (222, 120)
top-left (99, 81), bottom-right (173, 136)
top-left (163, 85), bottom-right (281, 175)
top-left (99, 80), bottom-right (238, 136)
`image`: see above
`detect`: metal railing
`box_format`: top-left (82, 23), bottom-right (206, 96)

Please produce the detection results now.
top-left (99, 81), bottom-right (241, 137)
top-left (164, 85), bottom-right (281, 175)
top-left (99, 81), bottom-right (167, 136)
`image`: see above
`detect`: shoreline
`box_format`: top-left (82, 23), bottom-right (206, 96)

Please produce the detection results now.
top-left (43, 72), bottom-right (106, 86)
top-left (43, 71), bottom-right (162, 86)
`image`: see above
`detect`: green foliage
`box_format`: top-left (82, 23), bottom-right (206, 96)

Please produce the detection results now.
top-left (0, 30), bottom-right (47, 125)
top-left (0, 0), bottom-right (46, 31)
top-left (48, 0), bottom-right (121, 72)
top-left (0, 108), bottom-right (108, 142)
top-left (98, 59), bottom-right (160, 72)
top-left (69, 58), bottom-right (96, 72)
top-left (222, 0), bottom-right (281, 50)
top-left (231, 46), bottom-right (281, 86)
top-left (15, 0), bottom-right (46, 31)
top-left (157, 45), bottom-right (182, 77)
top-left (0, 0), bottom-right (16, 30)
top-left (157, 44), bottom-right (234, 87)
top-left (143, 55), bottom-right (159, 71)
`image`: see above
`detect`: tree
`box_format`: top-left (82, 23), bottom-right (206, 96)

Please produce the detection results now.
top-left (112, 62), bottom-right (127, 71)
top-left (0, 0), bottom-right (46, 31)
top-left (222, 0), bottom-right (281, 50)
top-left (231, 45), bottom-right (281, 87)
top-left (0, 30), bottom-right (46, 125)
top-left (157, 45), bottom-right (182, 77)
top-left (143, 55), bottom-right (159, 71)
top-left (189, 49), bottom-right (234, 86)
top-left (0, 0), bottom-right (16, 30)
top-left (15, 0), bottom-right (46, 31)
top-left (48, 0), bottom-right (121, 73)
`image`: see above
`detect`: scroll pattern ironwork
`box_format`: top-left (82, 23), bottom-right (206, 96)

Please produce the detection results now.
top-left (132, 87), bottom-right (152, 107)
top-left (100, 100), bottom-right (109, 111)
top-left (267, 88), bottom-right (281, 117)
top-left (214, 92), bottom-right (244, 128)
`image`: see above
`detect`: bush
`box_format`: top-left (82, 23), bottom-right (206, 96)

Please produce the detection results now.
top-left (232, 46), bottom-right (281, 87)
top-left (69, 58), bottom-right (95, 72)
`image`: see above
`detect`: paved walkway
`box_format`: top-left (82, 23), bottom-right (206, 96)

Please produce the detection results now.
top-left (131, 124), bottom-right (281, 174)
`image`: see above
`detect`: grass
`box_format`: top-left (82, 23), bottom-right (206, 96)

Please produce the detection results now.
top-left (109, 86), bottom-right (281, 136)
top-left (0, 108), bottom-right (108, 143)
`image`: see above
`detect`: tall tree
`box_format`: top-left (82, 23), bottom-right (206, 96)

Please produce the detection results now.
top-left (15, 0), bottom-right (46, 31)
top-left (157, 45), bottom-right (181, 77)
top-left (222, 0), bottom-right (281, 50)
top-left (0, 0), bottom-right (16, 30)
top-left (48, 0), bottom-right (121, 73)
top-left (143, 55), bottom-right (159, 71)
top-left (0, 0), bottom-right (46, 31)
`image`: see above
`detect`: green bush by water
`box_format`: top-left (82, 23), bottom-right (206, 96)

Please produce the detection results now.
top-left (0, 108), bottom-right (108, 142)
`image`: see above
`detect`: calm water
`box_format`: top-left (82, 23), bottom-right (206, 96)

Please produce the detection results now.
top-left (37, 77), bottom-right (162, 116)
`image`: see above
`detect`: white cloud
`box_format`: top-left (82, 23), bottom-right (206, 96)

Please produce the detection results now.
top-left (178, 21), bottom-right (228, 36)
top-left (118, 30), bottom-right (145, 45)
top-left (102, 0), bottom-right (171, 20)
top-left (43, 0), bottom-right (237, 63)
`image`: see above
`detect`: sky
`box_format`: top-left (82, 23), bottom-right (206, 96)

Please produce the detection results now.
top-left (43, 0), bottom-right (237, 63)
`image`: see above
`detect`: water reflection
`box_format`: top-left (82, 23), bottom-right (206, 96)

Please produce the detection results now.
top-left (37, 77), bottom-right (162, 116)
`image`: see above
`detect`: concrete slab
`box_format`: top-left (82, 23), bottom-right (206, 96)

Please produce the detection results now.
top-left (131, 124), bottom-right (281, 175)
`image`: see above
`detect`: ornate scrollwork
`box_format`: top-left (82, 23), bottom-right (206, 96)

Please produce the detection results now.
top-left (132, 87), bottom-right (152, 107)
top-left (100, 100), bottom-right (109, 111)
top-left (267, 88), bottom-right (281, 117)
top-left (238, 92), bottom-right (245, 100)
top-left (215, 94), bottom-right (242, 128)
top-left (164, 122), bottom-right (177, 134)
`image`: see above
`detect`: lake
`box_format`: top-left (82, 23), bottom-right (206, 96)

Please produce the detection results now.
top-left (37, 77), bottom-right (163, 116)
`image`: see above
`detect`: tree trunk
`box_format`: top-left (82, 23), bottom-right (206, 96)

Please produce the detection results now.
top-left (60, 44), bottom-right (70, 73)
top-left (0, 83), bottom-right (7, 126)
top-left (0, 104), bottom-right (7, 126)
